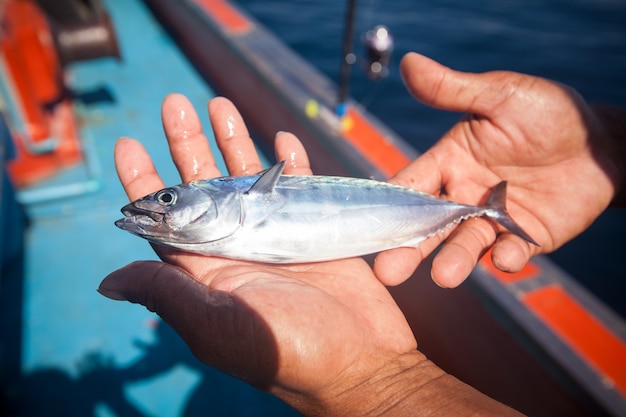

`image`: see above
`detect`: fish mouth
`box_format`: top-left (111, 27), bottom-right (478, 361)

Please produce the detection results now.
top-left (115, 203), bottom-right (165, 234)
top-left (120, 202), bottom-right (166, 221)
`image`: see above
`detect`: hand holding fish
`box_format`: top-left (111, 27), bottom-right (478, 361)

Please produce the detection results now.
top-left (101, 94), bottom-right (521, 415)
top-left (374, 52), bottom-right (625, 288)
top-left (101, 53), bottom-right (624, 416)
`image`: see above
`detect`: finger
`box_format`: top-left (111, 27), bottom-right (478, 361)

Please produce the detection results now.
top-left (373, 234), bottom-right (444, 286)
top-left (114, 137), bottom-right (165, 201)
top-left (374, 248), bottom-right (421, 286)
top-left (388, 147), bottom-right (443, 194)
top-left (208, 97), bottom-right (263, 176)
top-left (274, 131), bottom-right (313, 175)
top-left (162, 93), bottom-right (220, 182)
top-left (430, 218), bottom-right (496, 288)
top-left (490, 234), bottom-right (532, 273)
top-left (400, 52), bottom-right (517, 116)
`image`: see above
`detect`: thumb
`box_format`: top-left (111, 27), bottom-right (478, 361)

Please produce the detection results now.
top-left (99, 262), bottom-right (278, 385)
top-left (400, 52), bottom-right (509, 115)
top-left (98, 261), bottom-right (232, 363)
top-left (98, 260), bottom-right (227, 312)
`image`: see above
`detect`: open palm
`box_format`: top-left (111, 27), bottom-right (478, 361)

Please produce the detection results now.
top-left (374, 53), bottom-right (619, 288)
top-left (101, 95), bottom-right (418, 411)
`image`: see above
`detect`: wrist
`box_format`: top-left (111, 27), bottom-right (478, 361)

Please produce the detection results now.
top-left (280, 351), bottom-right (521, 416)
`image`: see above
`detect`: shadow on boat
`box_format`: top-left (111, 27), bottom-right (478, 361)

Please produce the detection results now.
top-left (2, 319), bottom-right (297, 416)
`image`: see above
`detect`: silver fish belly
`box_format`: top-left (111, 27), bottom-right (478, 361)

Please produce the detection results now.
top-left (115, 161), bottom-right (538, 263)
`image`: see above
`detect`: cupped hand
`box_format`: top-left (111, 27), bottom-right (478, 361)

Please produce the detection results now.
top-left (374, 52), bottom-right (619, 288)
top-left (101, 94), bottom-right (419, 413)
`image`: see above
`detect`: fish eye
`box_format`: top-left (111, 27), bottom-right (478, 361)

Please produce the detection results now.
top-left (155, 189), bottom-right (177, 206)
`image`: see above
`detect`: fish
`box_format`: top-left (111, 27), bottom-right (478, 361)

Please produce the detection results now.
top-left (115, 161), bottom-right (538, 263)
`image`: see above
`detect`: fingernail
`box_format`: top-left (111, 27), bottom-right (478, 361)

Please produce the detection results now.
top-left (97, 283), bottom-right (128, 301)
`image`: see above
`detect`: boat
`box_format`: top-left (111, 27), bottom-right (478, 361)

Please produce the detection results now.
top-left (1, 0), bottom-right (625, 415)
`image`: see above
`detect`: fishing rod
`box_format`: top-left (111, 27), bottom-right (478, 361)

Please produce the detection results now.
top-left (337, 0), bottom-right (357, 117)
top-left (336, 0), bottom-right (393, 117)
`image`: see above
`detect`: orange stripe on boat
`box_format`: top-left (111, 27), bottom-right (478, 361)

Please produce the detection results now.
top-left (7, 100), bottom-right (82, 187)
top-left (193, 0), bottom-right (252, 34)
top-left (342, 106), bottom-right (411, 178)
top-left (479, 249), bottom-right (540, 284)
top-left (523, 285), bottom-right (626, 396)
top-left (1, 0), bottom-right (62, 144)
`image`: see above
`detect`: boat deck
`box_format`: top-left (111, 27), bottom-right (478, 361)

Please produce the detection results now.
top-left (1, 0), bottom-right (295, 415)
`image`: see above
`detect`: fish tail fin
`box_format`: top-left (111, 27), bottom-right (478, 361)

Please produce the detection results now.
top-left (485, 181), bottom-right (540, 246)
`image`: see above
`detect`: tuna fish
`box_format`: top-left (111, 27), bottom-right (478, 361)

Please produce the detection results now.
top-left (115, 161), bottom-right (538, 263)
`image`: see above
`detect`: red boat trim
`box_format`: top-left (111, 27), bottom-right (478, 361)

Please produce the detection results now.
top-left (193, 0), bottom-right (252, 34)
top-left (341, 106), bottom-right (411, 178)
top-left (523, 285), bottom-right (626, 397)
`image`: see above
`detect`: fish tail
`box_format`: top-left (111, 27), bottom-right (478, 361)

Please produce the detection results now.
top-left (484, 181), bottom-right (540, 246)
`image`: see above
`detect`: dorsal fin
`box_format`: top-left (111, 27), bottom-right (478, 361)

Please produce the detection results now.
top-left (246, 161), bottom-right (286, 195)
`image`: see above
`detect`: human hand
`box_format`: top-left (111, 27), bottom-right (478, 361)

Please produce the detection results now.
top-left (100, 94), bottom-right (422, 415)
top-left (374, 52), bottom-right (622, 288)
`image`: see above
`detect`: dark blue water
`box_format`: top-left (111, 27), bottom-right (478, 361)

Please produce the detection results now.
top-left (237, 0), bottom-right (626, 317)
